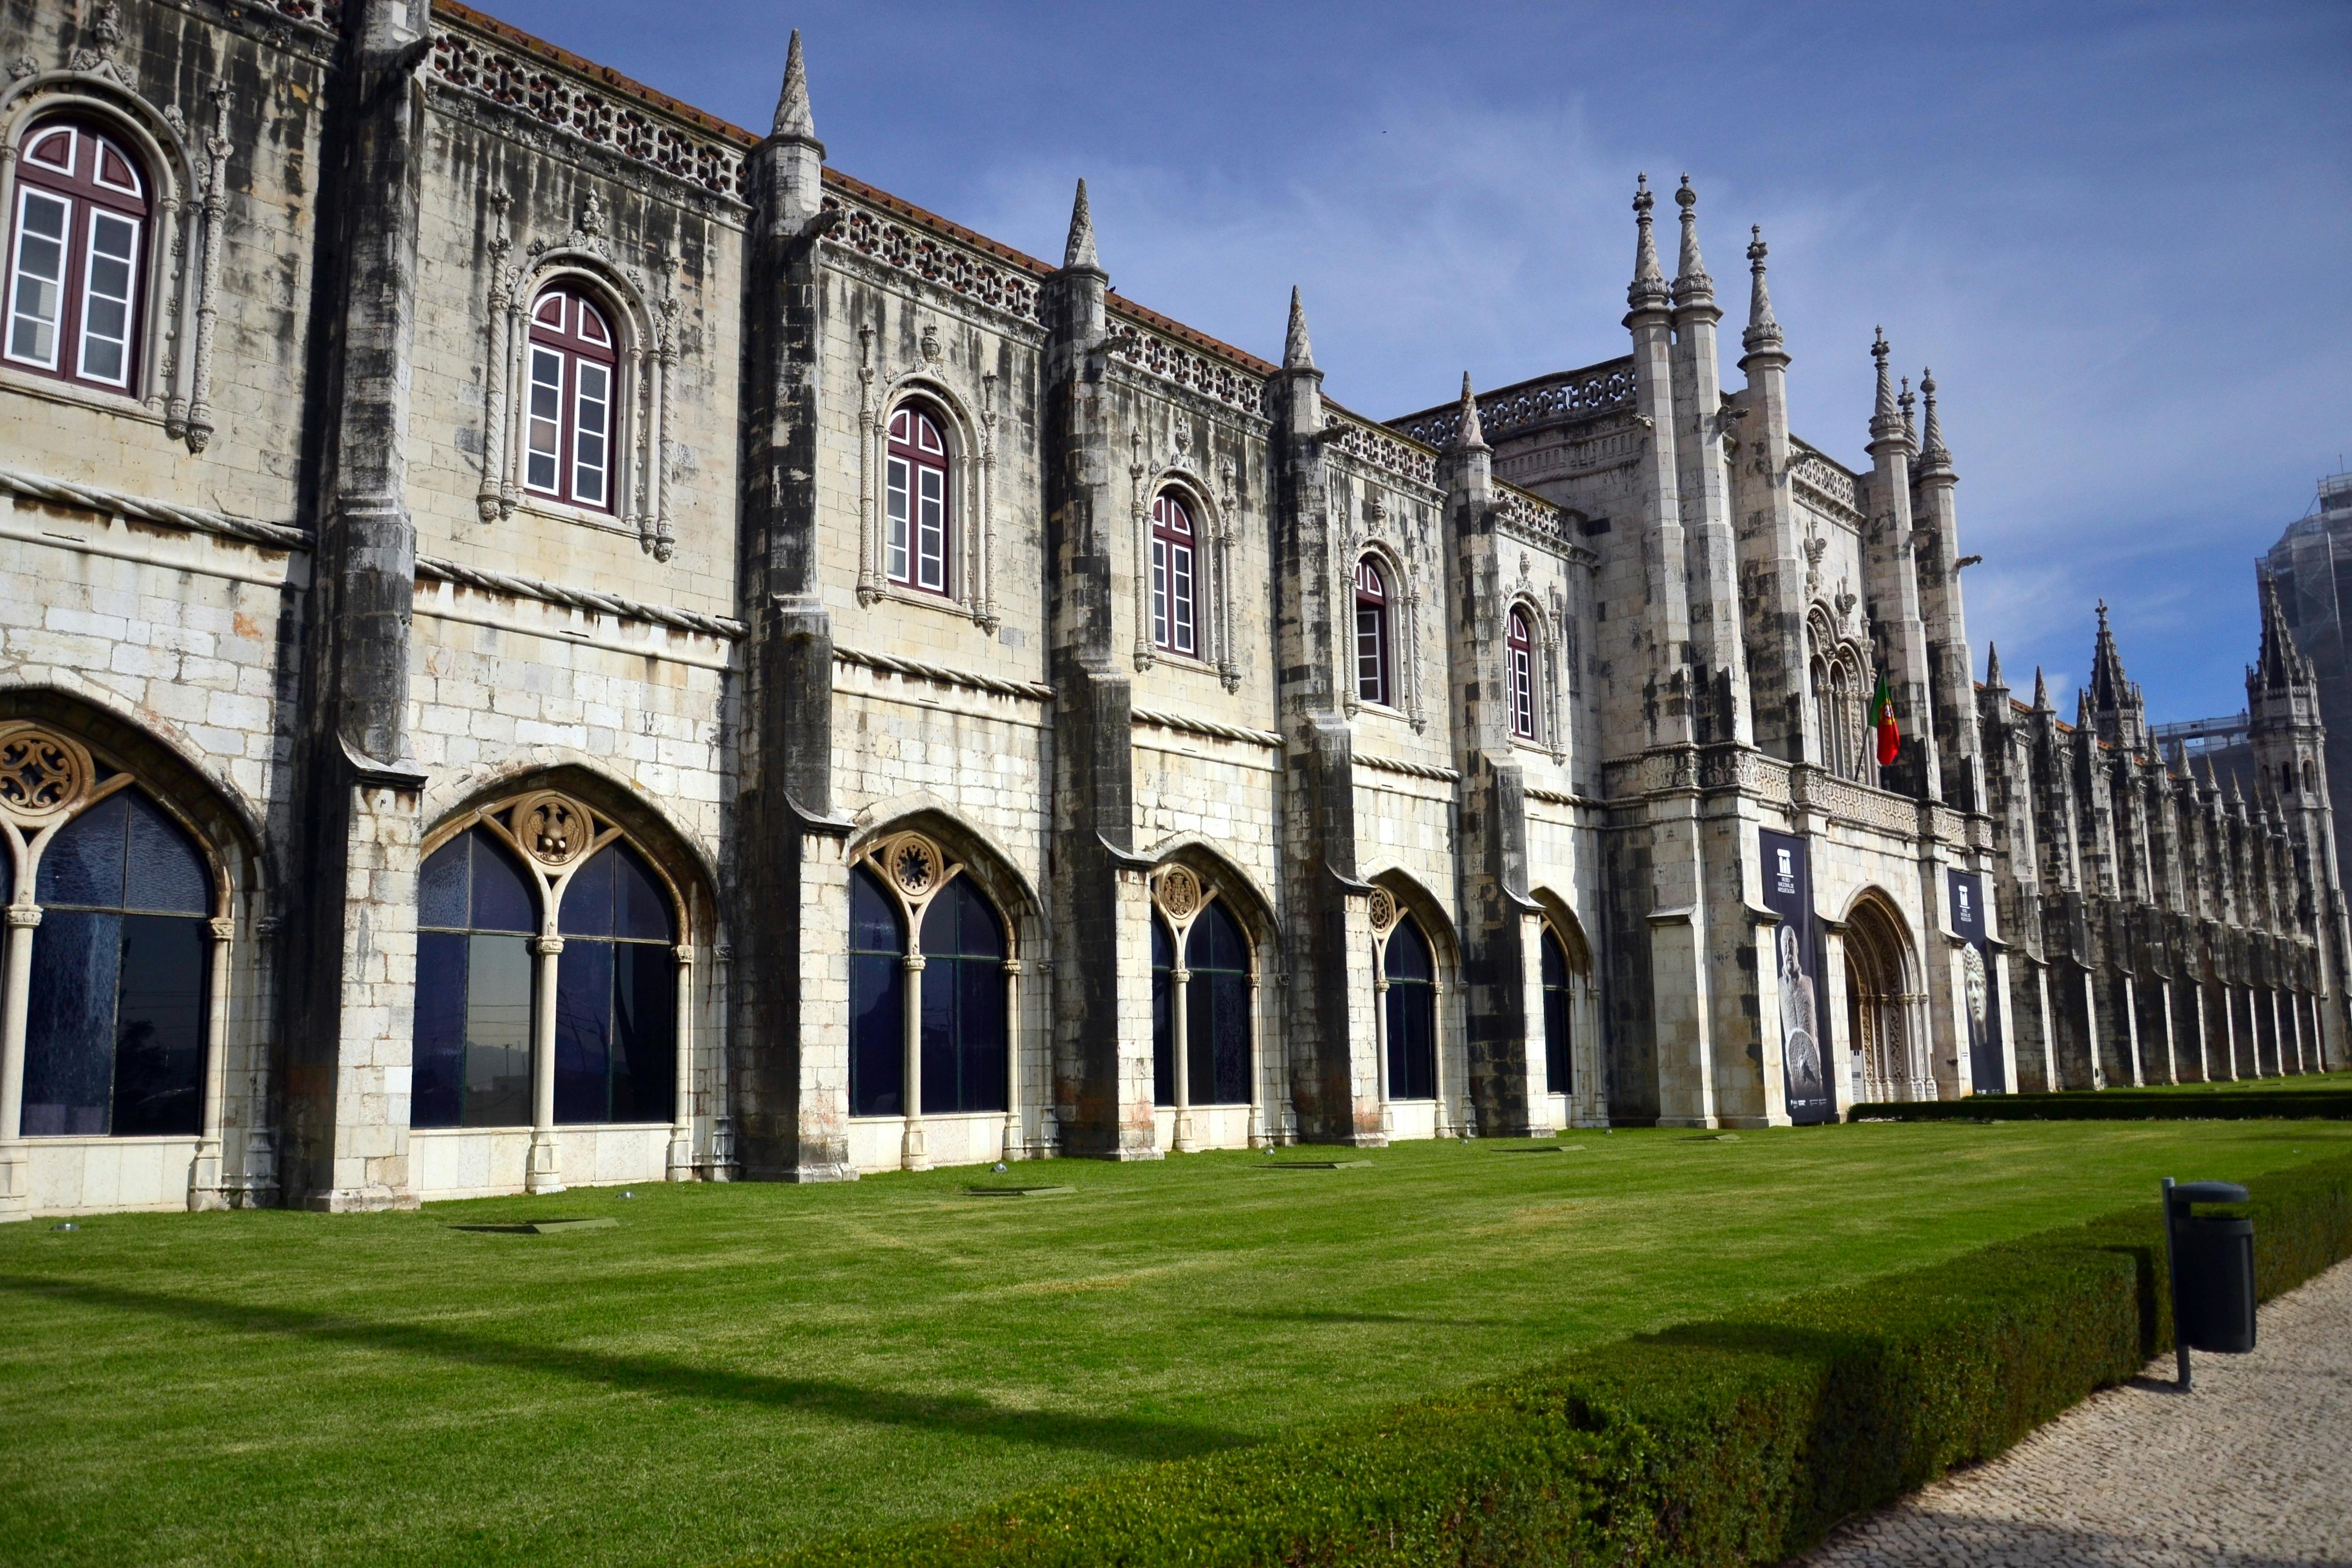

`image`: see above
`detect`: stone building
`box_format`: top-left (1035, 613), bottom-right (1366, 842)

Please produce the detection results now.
top-left (0, 0), bottom-right (2341, 1220)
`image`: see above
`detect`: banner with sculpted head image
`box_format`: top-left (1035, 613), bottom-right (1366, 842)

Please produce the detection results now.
top-left (1759, 829), bottom-right (1834, 1124)
top-left (1948, 869), bottom-right (2005, 1094)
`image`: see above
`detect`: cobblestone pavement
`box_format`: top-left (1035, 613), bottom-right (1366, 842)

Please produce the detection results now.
top-left (1794, 1258), bottom-right (2352, 1567)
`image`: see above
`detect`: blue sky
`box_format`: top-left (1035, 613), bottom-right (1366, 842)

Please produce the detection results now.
top-left (487, 0), bottom-right (2351, 722)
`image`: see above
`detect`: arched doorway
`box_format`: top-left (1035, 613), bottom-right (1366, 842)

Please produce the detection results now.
top-left (1845, 894), bottom-right (1925, 1102)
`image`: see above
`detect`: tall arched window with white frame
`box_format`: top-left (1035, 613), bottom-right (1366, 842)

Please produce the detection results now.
top-left (1150, 491), bottom-right (1198, 656)
top-left (1356, 556), bottom-right (1392, 706)
top-left (6, 116), bottom-right (151, 392)
top-left (523, 287), bottom-right (619, 512)
top-left (886, 403), bottom-right (951, 595)
top-left (1507, 608), bottom-right (1537, 740)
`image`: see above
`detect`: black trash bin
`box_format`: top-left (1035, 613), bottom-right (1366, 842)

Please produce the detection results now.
top-left (2163, 1178), bottom-right (2256, 1388)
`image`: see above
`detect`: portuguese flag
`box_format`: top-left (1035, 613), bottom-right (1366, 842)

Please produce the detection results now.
top-left (1872, 671), bottom-right (1901, 767)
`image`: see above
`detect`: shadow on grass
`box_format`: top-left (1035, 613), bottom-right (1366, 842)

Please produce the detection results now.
top-left (0, 1273), bottom-right (1249, 1463)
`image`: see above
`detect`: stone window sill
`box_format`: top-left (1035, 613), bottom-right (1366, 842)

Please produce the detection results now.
top-left (2, 366), bottom-right (169, 428)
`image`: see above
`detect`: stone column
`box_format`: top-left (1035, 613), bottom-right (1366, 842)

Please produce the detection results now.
top-left (1000, 957), bottom-right (1023, 1163)
top-left (1245, 970), bottom-right (1267, 1149)
top-left (1821, 922), bottom-right (1854, 1115)
top-left (188, 916), bottom-right (236, 1211)
top-left (1373, 970), bottom-right (1392, 1137)
top-left (667, 945), bottom-right (694, 1181)
top-left (900, 954), bottom-right (927, 1171)
top-left (1170, 960), bottom-right (1195, 1153)
top-left (0, 904), bottom-right (41, 1219)
top-left (527, 935), bottom-right (564, 1194)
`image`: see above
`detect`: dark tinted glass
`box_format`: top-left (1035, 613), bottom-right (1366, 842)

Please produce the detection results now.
top-left (1387, 975), bottom-right (1437, 1100)
top-left (850, 865), bottom-right (903, 954)
top-left (410, 930), bottom-right (468, 1127)
top-left (109, 914), bottom-right (205, 1135)
top-left (1541, 929), bottom-right (1569, 989)
top-left (1545, 972), bottom-right (1572, 1096)
top-left (554, 939), bottom-right (613, 1123)
top-left (418, 837), bottom-right (468, 930)
top-left (469, 833), bottom-right (536, 934)
top-left (955, 955), bottom-right (1007, 1112)
top-left (559, 845), bottom-right (616, 938)
top-left (613, 845), bottom-right (674, 941)
top-left (21, 909), bottom-right (117, 1136)
top-left (123, 794), bottom-right (208, 915)
top-left (849, 952), bottom-right (903, 1115)
top-left (1385, 917), bottom-right (1433, 983)
top-left (921, 877), bottom-right (1003, 961)
top-left (37, 792), bottom-right (127, 908)
top-left (611, 942), bottom-right (676, 1122)
top-left (1187, 901), bottom-right (1248, 973)
top-left (1151, 922), bottom-right (1173, 1107)
top-left (461, 933), bottom-right (532, 1126)
top-left (1189, 967), bottom-right (1252, 1105)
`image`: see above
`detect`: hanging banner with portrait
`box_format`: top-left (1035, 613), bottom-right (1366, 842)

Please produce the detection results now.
top-left (1759, 829), bottom-right (1834, 1124)
top-left (1948, 869), bottom-right (2005, 1094)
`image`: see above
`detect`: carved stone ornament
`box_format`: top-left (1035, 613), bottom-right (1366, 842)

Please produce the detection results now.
top-left (513, 791), bottom-right (593, 869)
top-left (885, 834), bottom-right (943, 900)
top-left (0, 727), bottom-right (91, 824)
top-left (1155, 865), bottom-right (1202, 922)
top-left (1367, 886), bottom-right (1398, 935)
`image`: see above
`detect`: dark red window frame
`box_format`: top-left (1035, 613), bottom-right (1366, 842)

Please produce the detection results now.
top-left (1355, 556), bottom-right (1391, 706)
top-left (886, 403), bottom-right (951, 595)
top-left (523, 287), bottom-right (619, 513)
top-left (1150, 491), bottom-right (1197, 655)
top-left (1507, 608), bottom-right (1536, 739)
top-left (5, 117), bottom-right (150, 394)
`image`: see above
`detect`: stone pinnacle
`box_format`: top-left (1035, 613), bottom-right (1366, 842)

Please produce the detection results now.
top-left (772, 30), bottom-right (815, 141)
top-left (1283, 286), bottom-right (1314, 372)
top-left (1063, 177), bottom-right (1098, 272)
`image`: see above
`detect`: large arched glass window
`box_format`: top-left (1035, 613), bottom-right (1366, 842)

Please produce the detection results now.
top-left (1356, 556), bottom-right (1391, 706)
top-left (1150, 491), bottom-right (1198, 656)
top-left (21, 790), bottom-right (209, 1137)
top-left (1507, 609), bottom-right (1536, 740)
top-left (849, 864), bottom-right (907, 1117)
top-left (555, 842), bottom-right (677, 1124)
top-left (411, 827), bottom-right (537, 1129)
top-left (1383, 915), bottom-right (1436, 1100)
top-left (524, 286), bottom-right (618, 511)
top-left (886, 402), bottom-right (951, 594)
top-left (6, 117), bottom-right (150, 391)
top-left (919, 877), bottom-right (1007, 1113)
top-left (1152, 899), bottom-right (1252, 1107)
top-left (1541, 927), bottom-right (1574, 1095)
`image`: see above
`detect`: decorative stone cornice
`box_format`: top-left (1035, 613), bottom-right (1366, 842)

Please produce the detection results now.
top-left (413, 556), bottom-right (746, 639)
top-left (831, 646), bottom-right (1055, 702)
top-left (0, 468), bottom-right (309, 551)
top-left (1388, 359), bottom-right (1637, 448)
top-left (1130, 709), bottom-right (1283, 749)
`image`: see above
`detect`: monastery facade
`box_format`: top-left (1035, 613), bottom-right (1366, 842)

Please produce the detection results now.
top-left (1, 0), bottom-right (2342, 1218)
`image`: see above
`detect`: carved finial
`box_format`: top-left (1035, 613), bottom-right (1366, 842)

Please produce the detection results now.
top-left (1984, 641), bottom-right (2004, 690)
top-left (1063, 177), bottom-right (1099, 272)
top-left (1742, 225), bottom-right (1783, 357)
top-left (772, 30), bottom-right (817, 140)
top-left (1918, 366), bottom-right (1953, 475)
top-left (1283, 285), bottom-right (1315, 372)
top-left (1869, 328), bottom-right (1903, 445)
top-left (2032, 665), bottom-right (2052, 712)
top-left (1628, 174), bottom-right (1671, 313)
top-left (1452, 372), bottom-right (1488, 454)
top-left (1671, 174), bottom-right (1713, 309)
top-left (1898, 376), bottom-right (1917, 450)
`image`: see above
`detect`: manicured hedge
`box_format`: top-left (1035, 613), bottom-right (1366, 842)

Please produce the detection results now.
top-left (755, 1152), bottom-right (2352, 1568)
top-left (1853, 1088), bottom-right (2352, 1122)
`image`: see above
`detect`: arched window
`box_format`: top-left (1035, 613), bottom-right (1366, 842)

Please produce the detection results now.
top-left (919, 877), bottom-right (1007, 1113)
top-left (1540, 927), bottom-right (1575, 1095)
top-left (1150, 491), bottom-right (1198, 656)
top-left (1383, 915), bottom-right (1436, 1100)
top-left (1152, 899), bottom-right (1251, 1107)
top-left (21, 790), bottom-right (209, 1136)
top-left (524, 287), bottom-right (619, 511)
top-left (887, 402), bottom-right (951, 594)
top-left (555, 842), bottom-right (677, 1124)
top-left (1356, 556), bottom-right (1392, 706)
top-left (1507, 609), bottom-right (1536, 740)
top-left (6, 117), bottom-right (150, 391)
top-left (849, 864), bottom-right (907, 1117)
top-left (412, 827), bottom-right (537, 1128)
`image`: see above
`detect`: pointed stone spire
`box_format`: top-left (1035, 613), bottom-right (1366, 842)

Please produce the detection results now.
top-left (1627, 174), bottom-right (1671, 313)
top-left (1917, 367), bottom-right (1953, 476)
top-left (2087, 598), bottom-right (2148, 752)
top-left (2089, 600), bottom-right (2125, 708)
top-left (1063, 178), bottom-right (1099, 272)
top-left (2076, 685), bottom-right (2095, 731)
top-left (1741, 225), bottom-right (1783, 357)
top-left (1451, 372), bottom-right (1488, 454)
top-left (1282, 285), bottom-right (1315, 372)
top-left (1898, 376), bottom-right (1917, 450)
top-left (2257, 571), bottom-right (2301, 690)
top-left (1671, 174), bottom-right (1713, 309)
top-left (1869, 329), bottom-right (1903, 443)
top-left (772, 30), bottom-right (816, 141)
top-left (2032, 665), bottom-right (2052, 712)
top-left (2230, 766), bottom-right (2246, 808)
top-left (1984, 641), bottom-right (2004, 691)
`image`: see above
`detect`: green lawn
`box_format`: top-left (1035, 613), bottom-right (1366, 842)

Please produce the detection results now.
top-left (2089, 1068), bottom-right (2352, 1094)
top-left (4, 1121), bottom-right (2347, 1568)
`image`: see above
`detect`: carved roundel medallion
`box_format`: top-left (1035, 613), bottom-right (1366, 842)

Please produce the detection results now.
top-left (1367, 887), bottom-right (1398, 936)
top-left (1155, 865), bottom-right (1201, 921)
top-left (887, 835), bottom-right (943, 900)
top-left (514, 791), bottom-right (593, 869)
top-left (0, 727), bottom-right (90, 823)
